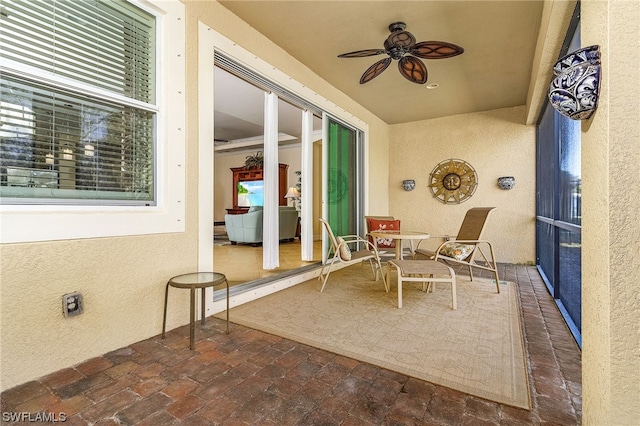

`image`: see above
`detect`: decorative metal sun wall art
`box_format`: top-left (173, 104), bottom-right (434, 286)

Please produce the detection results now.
top-left (429, 159), bottom-right (478, 204)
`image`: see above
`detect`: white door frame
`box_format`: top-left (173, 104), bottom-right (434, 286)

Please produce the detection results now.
top-left (197, 23), bottom-right (369, 314)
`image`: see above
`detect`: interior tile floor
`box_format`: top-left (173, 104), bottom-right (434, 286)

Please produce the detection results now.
top-left (1, 264), bottom-right (582, 425)
top-left (213, 235), bottom-right (323, 286)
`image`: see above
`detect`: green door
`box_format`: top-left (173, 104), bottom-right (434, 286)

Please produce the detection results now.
top-left (324, 116), bottom-right (362, 238)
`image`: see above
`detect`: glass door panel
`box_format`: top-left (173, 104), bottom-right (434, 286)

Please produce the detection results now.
top-left (326, 118), bottom-right (359, 236)
top-left (559, 229), bottom-right (581, 331)
top-left (535, 3), bottom-right (582, 347)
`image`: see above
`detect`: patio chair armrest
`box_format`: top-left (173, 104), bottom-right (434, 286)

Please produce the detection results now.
top-left (435, 239), bottom-right (484, 248)
top-left (434, 240), bottom-right (496, 262)
top-left (414, 235), bottom-right (448, 251)
top-left (338, 236), bottom-right (379, 250)
top-left (355, 237), bottom-right (380, 252)
top-left (335, 236), bottom-right (381, 259)
top-left (434, 240), bottom-right (477, 259)
top-left (445, 239), bottom-right (492, 245)
top-left (451, 240), bottom-right (496, 256)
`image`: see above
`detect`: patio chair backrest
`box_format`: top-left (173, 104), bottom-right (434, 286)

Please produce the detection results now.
top-left (456, 207), bottom-right (496, 241)
top-left (319, 218), bottom-right (339, 253)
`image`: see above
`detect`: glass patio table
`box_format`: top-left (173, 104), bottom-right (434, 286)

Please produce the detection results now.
top-left (369, 230), bottom-right (430, 260)
top-left (162, 272), bottom-right (229, 350)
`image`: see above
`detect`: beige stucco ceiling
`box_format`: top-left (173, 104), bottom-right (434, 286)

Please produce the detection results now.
top-left (218, 1), bottom-right (546, 125)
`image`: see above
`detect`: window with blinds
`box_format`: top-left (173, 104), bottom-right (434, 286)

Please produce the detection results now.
top-left (0, 0), bottom-right (157, 205)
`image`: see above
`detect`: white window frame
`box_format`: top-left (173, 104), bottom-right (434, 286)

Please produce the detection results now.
top-left (0, 0), bottom-right (186, 243)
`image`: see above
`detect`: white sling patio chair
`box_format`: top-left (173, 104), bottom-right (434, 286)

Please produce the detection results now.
top-left (413, 207), bottom-right (500, 293)
top-left (318, 218), bottom-right (388, 293)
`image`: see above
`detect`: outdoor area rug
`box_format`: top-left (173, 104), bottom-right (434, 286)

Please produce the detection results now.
top-left (223, 266), bottom-right (531, 409)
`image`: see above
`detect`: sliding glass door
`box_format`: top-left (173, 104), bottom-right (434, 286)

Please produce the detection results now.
top-left (535, 3), bottom-right (582, 347)
top-left (322, 115), bottom-right (364, 256)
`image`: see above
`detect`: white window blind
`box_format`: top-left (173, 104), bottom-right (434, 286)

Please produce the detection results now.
top-left (0, 0), bottom-right (157, 204)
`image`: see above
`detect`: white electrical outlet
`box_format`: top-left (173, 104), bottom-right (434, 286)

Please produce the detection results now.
top-left (62, 292), bottom-right (83, 317)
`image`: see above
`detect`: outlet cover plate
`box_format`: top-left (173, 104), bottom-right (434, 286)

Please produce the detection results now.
top-left (63, 292), bottom-right (83, 317)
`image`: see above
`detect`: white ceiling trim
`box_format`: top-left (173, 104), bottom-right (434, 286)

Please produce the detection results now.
top-left (203, 24), bottom-right (369, 134)
top-left (213, 132), bottom-right (297, 152)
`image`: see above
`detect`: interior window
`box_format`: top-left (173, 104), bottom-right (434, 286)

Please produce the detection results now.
top-left (0, 0), bottom-right (157, 205)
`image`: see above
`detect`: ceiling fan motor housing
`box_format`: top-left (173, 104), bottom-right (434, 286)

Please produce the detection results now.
top-left (388, 22), bottom-right (406, 32)
top-left (384, 38), bottom-right (409, 60)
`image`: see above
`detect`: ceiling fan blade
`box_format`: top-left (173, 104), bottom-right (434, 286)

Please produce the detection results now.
top-left (410, 41), bottom-right (464, 59)
top-left (338, 49), bottom-right (386, 58)
top-left (398, 56), bottom-right (428, 84)
top-left (386, 30), bottom-right (416, 48)
top-left (360, 57), bottom-right (392, 84)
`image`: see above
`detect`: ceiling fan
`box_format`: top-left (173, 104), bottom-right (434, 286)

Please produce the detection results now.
top-left (337, 22), bottom-right (464, 85)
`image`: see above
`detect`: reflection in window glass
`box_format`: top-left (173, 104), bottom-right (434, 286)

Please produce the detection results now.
top-left (559, 120), bottom-right (581, 225)
top-left (535, 2), bottom-right (582, 347)
top-left (0, 0), bottom-right (156, 205)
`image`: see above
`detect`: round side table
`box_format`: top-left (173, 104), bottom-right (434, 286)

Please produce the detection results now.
top-left (162, 272), bottom-right (229, 350)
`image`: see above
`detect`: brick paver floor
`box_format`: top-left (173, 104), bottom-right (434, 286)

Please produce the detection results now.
top-left (1, 264), bottom-right (581, 425)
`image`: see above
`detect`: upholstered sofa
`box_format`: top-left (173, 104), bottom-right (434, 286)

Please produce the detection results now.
top-left (225, 206), bottom-right (298, 246)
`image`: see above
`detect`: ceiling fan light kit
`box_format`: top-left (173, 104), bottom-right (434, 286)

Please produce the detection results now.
top-left (338, 22), bottom-right (464, 84)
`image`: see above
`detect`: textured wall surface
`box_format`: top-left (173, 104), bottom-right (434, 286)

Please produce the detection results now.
top-left (582, 0), bottom-right (640, 423)
top-left (1, 0), bottom-right (391, 392)
top-left (389, 106), bottom-right (536, 264)
top-left (0, 1), bottom-right (196, 392)
top-left (608, 2), bottom-right (640, 420)
top-left (0, 232), bottom-right (197, 391)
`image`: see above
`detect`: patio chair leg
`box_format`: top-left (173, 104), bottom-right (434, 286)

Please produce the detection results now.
top-left (421, 274), bottom-right (435, 293)
top-left (493, 268), bottom-right (500, 293)
top-left (386, 263), bottom-right (391, 289)
top-left (368, 259), bottom-right (380, 282)
top-left (320, 265), bottom-right (332, 292)
top-left (451, 275), bottom-right (457, 310)
top-left (366, 258), bottom-right (388, 292)
top-left (377, 259), bottom-right (389, 292)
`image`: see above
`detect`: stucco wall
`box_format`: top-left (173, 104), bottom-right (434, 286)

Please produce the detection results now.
top-left (0, 0), bottom-right (390, 391)
top-left (0, 233), bottom-right (197, 391)
top-left (0, 1), bottom-right (197, 392)
top-left (581, 0), bottom-right (640, 423)
top-left (389, 106), bottom-right (536, 264)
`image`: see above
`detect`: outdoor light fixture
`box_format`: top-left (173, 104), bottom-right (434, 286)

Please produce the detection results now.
top-left (497, 176), bottom-right (516, 190)
top-left (402, 180), bottom-right (416, 191)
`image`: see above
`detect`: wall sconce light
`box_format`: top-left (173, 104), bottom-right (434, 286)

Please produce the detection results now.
top-left (497, 176), bottom-right (515, 190)
top-left (402, 179), bottom-right (416, 191)
top-left (548, 45), bottom-right (601, 120)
